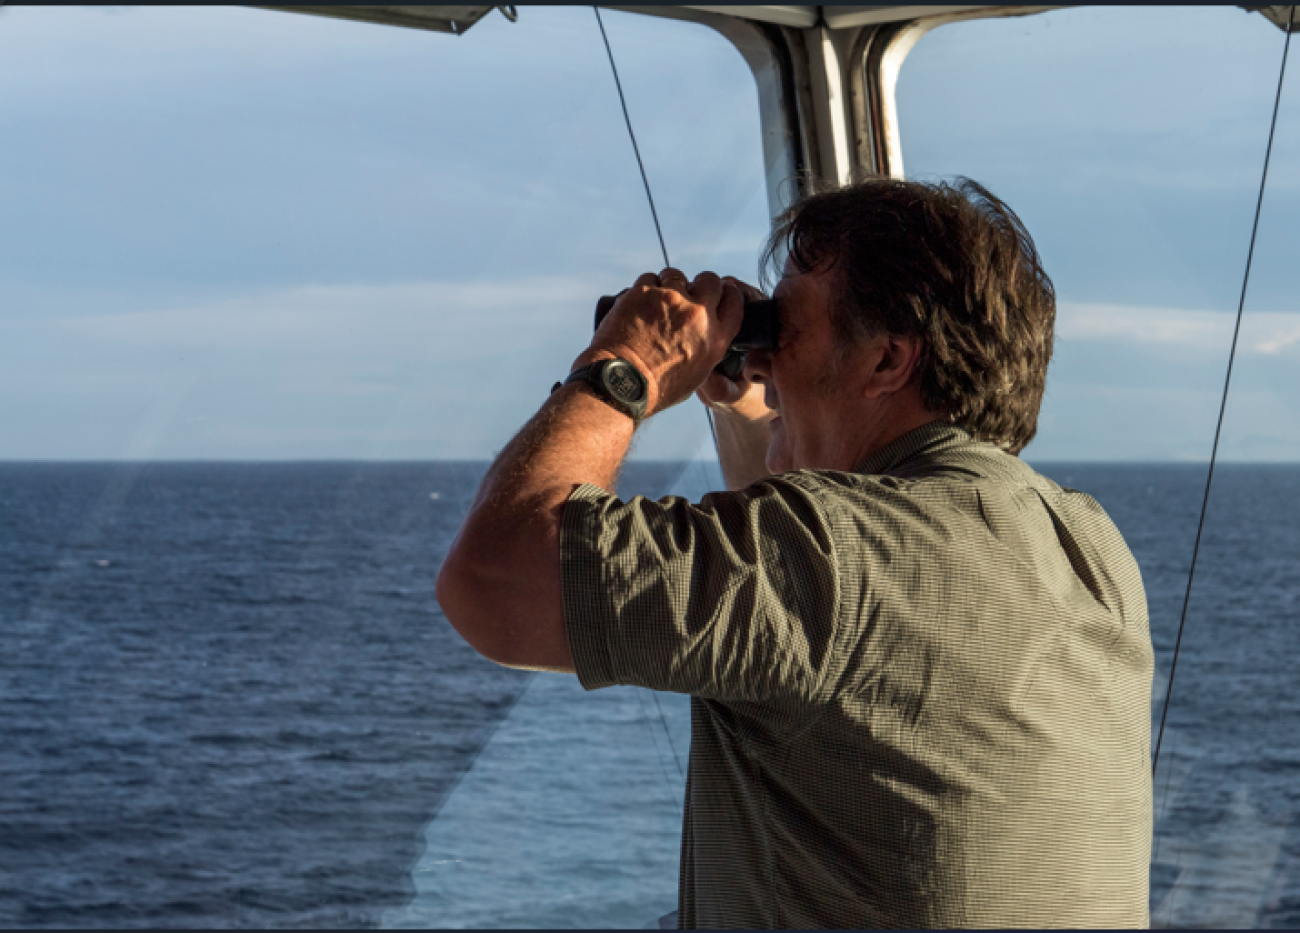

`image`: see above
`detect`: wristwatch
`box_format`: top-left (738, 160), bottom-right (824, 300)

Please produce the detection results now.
top-left (560, 358), bottom-right (650, 423)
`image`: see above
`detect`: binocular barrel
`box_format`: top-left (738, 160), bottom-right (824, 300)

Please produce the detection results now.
top-left (593, 290), bottom-right (780, 381)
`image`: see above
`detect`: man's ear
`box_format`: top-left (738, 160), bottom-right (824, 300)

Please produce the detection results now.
top-left (863, 334), bottom-right (925, 398)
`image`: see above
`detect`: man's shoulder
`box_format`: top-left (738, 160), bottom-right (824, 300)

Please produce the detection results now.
top-left (769, 437), bottom-right (1058, 502)
top-left (756, 444), bottom-right (1131, 559)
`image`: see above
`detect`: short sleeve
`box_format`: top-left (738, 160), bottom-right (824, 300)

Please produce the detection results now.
top-left (560, 476), bottom-right (842, 714)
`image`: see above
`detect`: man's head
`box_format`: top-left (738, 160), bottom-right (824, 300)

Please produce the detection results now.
top-left (745, 177), bottom-right (1055, 471)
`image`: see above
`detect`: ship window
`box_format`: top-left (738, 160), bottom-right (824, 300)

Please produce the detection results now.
top-left (898, 7), bottom-right (1300, 926)
top-left (0, 5), bottom-right (768, 926)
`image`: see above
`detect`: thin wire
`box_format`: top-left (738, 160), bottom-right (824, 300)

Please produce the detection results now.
top-left (1152, 4), bottom-right (1293, 777)
top-left (594, 6), bottom-right (671, 269)
top-left (704, 406), bottom-right (721, 456)
top-left (649, 688), bottom-right (685, 777)
top-left (636, 687), bottom-right (680, 793)
top-left (594, 4), bottom-right (687, 784)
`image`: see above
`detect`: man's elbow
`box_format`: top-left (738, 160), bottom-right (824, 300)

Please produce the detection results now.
top-left (435, 548), bottom-right (502, 662)
top-left (436, 540), bottom-right (574, 673)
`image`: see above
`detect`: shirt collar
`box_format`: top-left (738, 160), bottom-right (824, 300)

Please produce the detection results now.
top-left (852, 420), bottom-right (973, 477)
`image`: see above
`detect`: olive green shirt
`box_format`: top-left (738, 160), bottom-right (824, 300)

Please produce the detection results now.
top-left (561, 422), bottom-right (1153, 928)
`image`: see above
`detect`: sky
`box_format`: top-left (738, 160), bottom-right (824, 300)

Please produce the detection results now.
top-left (0, 5), bottom-right (1295, 461)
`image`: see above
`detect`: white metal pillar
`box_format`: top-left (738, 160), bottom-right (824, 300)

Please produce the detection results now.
top-left (608, 7), bottom-right (923, 223)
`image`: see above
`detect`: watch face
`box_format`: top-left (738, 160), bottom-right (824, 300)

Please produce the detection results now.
top-left (603, 361), bottom-right (647, 405)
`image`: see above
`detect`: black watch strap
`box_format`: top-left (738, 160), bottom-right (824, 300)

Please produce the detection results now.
top-left (559, 358), bottom-right (649, 423)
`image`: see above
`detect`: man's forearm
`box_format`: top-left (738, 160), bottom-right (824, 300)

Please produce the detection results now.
top-left (438, 267), bottom-right (743, 670)
top-left (712, 409), bottom-right (772, 491)
top-left (469, 385), bottom-right (629, 513)
top-left (436, 384), bottom-right (635, 671)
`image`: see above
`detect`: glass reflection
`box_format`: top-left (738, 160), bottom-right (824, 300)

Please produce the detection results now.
top-left (0, 5), bottom-right (767, 927)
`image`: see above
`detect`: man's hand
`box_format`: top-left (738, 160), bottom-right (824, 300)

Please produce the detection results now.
top-left (575, 268), bottom-right (744, 417)
top-left (696, 275), bottom-right (775, 420)
top-left (697, 365), bottom-right (773, 422)
top-left (695, 276), bottom-right (776, 490)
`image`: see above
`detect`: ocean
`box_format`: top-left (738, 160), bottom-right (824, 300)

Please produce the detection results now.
top-left (1, 460), bottom-right (1297, 928)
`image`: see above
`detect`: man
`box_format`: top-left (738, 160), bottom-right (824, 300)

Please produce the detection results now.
top-left (436, 178), bottom-right (1154, 928)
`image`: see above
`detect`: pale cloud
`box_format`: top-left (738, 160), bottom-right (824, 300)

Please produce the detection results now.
top-left (1058, 303), bottom-right (1300, 355)
top-left (1252, 319), bottom-right (1300, 354)
top-left (0, 276), bottom-right (720, 460)
top-left (6, 277), bottom-right (600, 352)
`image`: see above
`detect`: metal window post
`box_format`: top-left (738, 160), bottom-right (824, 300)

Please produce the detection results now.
top-left (605, 6), bottom-right (923, 223)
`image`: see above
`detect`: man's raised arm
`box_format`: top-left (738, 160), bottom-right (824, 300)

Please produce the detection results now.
top-left (435, 270), bottom-right (743, 672)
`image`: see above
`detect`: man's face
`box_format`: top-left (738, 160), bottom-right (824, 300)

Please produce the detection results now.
top-left (743, 261), bottom-right (851, 473)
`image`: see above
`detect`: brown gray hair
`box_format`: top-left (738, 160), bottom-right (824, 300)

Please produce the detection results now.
top-left (762, 177), bottom-right (1056, 455)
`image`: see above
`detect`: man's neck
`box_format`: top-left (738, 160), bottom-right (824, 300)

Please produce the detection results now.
top-left (837, 393), bottom-right (939, 473)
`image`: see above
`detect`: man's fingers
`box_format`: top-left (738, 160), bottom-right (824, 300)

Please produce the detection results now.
top-left (690, 271), bottom-right (722, 308)
top-left (697, 369), bottom-right (745, 408)
top-left (658, 267), bottom-right (690, 293)
top-left (692, 273), bottom-right (742, 356)
top-left (721, 275), bottom-right (766, 302)
top-left (717, 281), bottom-right (744, 337)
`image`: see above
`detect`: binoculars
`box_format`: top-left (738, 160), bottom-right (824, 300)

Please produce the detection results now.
top-left (594, 290), bottom-right (780, 381)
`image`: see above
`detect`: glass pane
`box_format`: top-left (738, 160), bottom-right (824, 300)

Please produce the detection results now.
top-left (898, 8), bottom-right (1299, 927)
top-left (0, 6), bottom-right (766, 927)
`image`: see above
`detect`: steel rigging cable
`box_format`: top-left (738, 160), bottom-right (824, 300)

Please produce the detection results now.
top-left (1152, 4), bottom-right (1294, 778)
top-left (593, 5), bottom-right (724, 482)
top-left (595, 6), bottom-right (670, 271)
top-left (594, 5), bottom-right (688, 784)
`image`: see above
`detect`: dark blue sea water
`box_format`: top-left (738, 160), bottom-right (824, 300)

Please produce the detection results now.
top-left (0, 461), bottom-right (1297, 928)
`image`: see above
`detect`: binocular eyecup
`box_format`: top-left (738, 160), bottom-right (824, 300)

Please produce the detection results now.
top-left (594, 290), bottom-right (780, 381)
